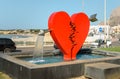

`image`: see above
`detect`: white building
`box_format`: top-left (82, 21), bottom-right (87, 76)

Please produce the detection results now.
top-left (112, 25), bottom-right (120, 33)
top-left (85, 25), bottom-right (110, 43)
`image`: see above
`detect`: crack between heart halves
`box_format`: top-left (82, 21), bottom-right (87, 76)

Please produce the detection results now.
top-left (69, 22), bottom-right (77, 59)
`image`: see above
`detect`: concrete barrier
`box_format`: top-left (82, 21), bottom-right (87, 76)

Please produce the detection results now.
top-left (85, 62), bottom-right (120, 79)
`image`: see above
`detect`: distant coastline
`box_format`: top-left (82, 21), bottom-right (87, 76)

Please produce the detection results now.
top-left (0, 29), bottom-right (40, 35)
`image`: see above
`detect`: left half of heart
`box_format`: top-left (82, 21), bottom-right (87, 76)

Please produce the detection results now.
top-left (48, 11), bottom-right (73, 61)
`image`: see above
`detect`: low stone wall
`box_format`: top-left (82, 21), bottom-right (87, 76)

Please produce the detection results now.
top-left (1, 53), bottom-right (120, 79)
top-left (85, 62), bottom-right (120, 79)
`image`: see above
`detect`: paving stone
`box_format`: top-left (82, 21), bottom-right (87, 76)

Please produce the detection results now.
top-left (85, 62), bottom-right (120, 79)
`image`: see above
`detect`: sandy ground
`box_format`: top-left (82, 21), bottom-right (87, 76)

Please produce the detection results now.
top-left (0, 72), bottom-right (12, 79)
top-left (70, 76), bottom-right (87, 79)
top-left (12, 33), bottom-right (53, 42)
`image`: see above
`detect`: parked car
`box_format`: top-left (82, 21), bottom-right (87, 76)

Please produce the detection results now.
top-left (0, 38), bottom-right (16, 53)
top-left (95, 39), bottom-right (105, 47)
top-left (90, 39), bottom-right (105, 48)
top-left (106, 40), bottom-right (112, 47)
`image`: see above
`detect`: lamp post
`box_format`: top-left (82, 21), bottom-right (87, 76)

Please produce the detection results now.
top-left (104, 0), bottom-right (110, 47)
top-left (104, 0), bottom-right (108, 41)
top-left (105, 0), bottom-right (109, 40)
top-left (104, 0), bottom-right (107, 25)
top-left (82, 0), bottom-right (84, 12)
top-left (104, 0), bottom-right (106, 43)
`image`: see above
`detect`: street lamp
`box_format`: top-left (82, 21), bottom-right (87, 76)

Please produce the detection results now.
top-left (82, 0), bottom-right (84, 12)
top-left (104, 0), bottom-right (109, 40)
top-left (104, 0), bottom-right (111, 47)
top-left (104, 0), bottom-right (107, 25)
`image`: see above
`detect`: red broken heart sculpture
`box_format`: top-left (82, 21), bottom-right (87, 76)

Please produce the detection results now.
top-left (48, 11), bottom-right (90, 61)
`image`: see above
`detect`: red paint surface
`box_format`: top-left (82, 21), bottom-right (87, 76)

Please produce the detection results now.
top-left (48, 11), bottom-right (90, 61)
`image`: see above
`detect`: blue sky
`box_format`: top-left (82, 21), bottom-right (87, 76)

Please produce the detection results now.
top-left (0, 0), bottom-right (120, 29)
